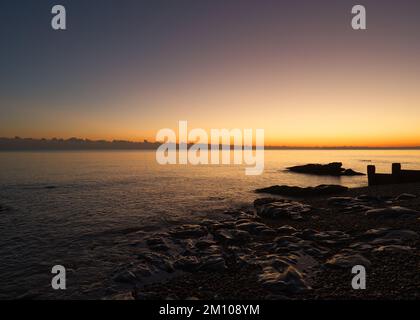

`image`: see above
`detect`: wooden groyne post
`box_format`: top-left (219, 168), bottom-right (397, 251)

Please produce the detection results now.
top-left (368, 162), bottom-right (420, 186)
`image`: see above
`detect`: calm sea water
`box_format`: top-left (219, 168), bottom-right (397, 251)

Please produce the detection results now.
top-left (0, 150), bottom-right (419, 298)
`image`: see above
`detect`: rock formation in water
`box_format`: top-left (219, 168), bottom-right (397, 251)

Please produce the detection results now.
top-left (286, 162), bottom-right (364, 176)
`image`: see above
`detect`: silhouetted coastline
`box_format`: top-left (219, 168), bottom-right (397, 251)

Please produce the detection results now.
top-left (0, 137), bottom-right (419, 151)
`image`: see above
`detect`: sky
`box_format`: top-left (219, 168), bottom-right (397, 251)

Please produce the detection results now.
top-left (1, 0), bottom-right (420, 147)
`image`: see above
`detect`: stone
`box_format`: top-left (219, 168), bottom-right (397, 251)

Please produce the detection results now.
top-left (170, 225), bottom-right (207, 238)
top-left (259, 266), bottom-right (309, 293)
top-left (326, 251), bottom-right (371, 268)
top-left (108, 292), bottom-right (135, 300)
top-left (395, 193), bottom-right (417, 201)
top-left (286, 162), bottom-right (364, 176)
top-left (236, 221), bottom-right (267, 234)
top-left (113, 270), bottom-right (137, 284)
top-left (200, 255), bottom-right (226, 272)
top-left (255, 184), bottom-right (348, 197)
top-left (174, 256), bottom-right (201, 272)
top-left (256, 200), bottom-right (312, 220)
top-left (379, 229), bottom-right (419, 241)
top-left (277, 225), bottom-right (298, 234)
top-left (327, 197), bottom-right (354, 206)
top-left (195, 239), bottom-right (216, 250)
top-left (365, 206), bottom-right (420, 219)
top-left (373, 245), bottom-right (413, 253)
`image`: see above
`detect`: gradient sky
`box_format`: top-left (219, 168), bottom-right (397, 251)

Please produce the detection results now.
top-left (1, 0), bottom-right (420, 146)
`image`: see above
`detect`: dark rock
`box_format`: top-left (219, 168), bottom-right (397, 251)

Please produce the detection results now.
top-left (256, 200), bottom-right (312, 220)
top-left (373, 245), bottom-right (413, 253)
top-left (113, 270), bottom-right (138, 284)
top-left (235, 221), bottom-right (268, 234)
top-left (174, 256), bottom-right (201, 272)
top-left (133, 264), bottom-right (154, 278)
top-left (259, 266), bottom-right (309, 293)
top-left (365, 206), bottom-right (420, 219)
top-left (170, 225), bottom-right (207, 238)
top-left (395, 193), bottom-right (417, 201)
top-left (378, 229), bottom-right (419, 241)
top-left (277, 225), bottom-right (298, 234)
top-left (200, 255), bottom-right (226, 272)
top-left (145, 236), bottom-right (169, 251)
top-left (286, 162), bottom-right (364, 176)
top-left (327, 197), bottom-right (354, 206)
top-left (214, 229), bottom-right (251, 244)
top-left (326, 251), bottom-right (371, 268)
top-left (253, 198), bottom-right (279, 207)
top-left (195, 240), bottom-right (216, 250)
top-left (256, 184), bottom-right (348, 197)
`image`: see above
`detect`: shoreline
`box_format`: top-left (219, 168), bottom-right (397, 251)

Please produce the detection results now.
top-left (114, 183), bottom-right (420, 300)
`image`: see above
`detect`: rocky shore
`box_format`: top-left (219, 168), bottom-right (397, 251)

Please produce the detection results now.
top-left (108, 183), bottom-right (420, 300)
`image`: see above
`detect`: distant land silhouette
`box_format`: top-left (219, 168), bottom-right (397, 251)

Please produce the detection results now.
top-left (0, 137), bottom-right (419, 151)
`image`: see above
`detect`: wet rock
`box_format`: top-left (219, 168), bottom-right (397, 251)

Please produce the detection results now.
top-left (145, 235), bottom-right (169, 251)
top-left (236, 221), bottom-right (269, 235)
top-left (365, 206), bottom-right (420, 219)
top-left (312, 230), bottom-right (350, 243)
top-left (170, 225), bottom-right (207, 238)
top-left (259, 228), bottom-right (277, 237)
top-left (174, 256), bottom-right (201, 272)
top-left (133, 264), bottom-right (154, 278)
top-left (349, 242), bottom-right (374, 251)
top-left (326, 251), bottom-right (371, 268)
top-left (378, 229), bottom-right (419, 241)
top-left (200, 255), bottom-right (226, 272)
top-left (214, 229), bottom-right (251, 244)
top-left (395, 193), bottom-right (417, 201)
top-left (274, 235), bottom-right (301, 245)
top-left (286, 162), bottom-right (364, 176)
top-left (255, 184), bottom-right (348, 197)
top-left (259, 266), bottom-right (309, 293)
top-left (107, 292), bottom-right (135, 300)
top-left (256, 200), bottom-right (312, 220)
top-left (137, 252), bottom-right (174, 272)
top-left (113, 270), bottom-right (137, 284)
top-left (253, 198), bottom-right (279, 207)
top-left (195, 239), bottom-right (216, 250)
top-left (277, 225), bottom-right (298, 234)
top-left (327, 197), bottom-right (354, 206)
top-left (373, 245), bottom-right (413, 253)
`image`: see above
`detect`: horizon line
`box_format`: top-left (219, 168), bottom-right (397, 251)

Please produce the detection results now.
top-left (0, 136), bottom-right (419, 150)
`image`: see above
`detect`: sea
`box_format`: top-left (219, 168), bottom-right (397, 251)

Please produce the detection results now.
top-left (0, 149), bottom-right (419, 298)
